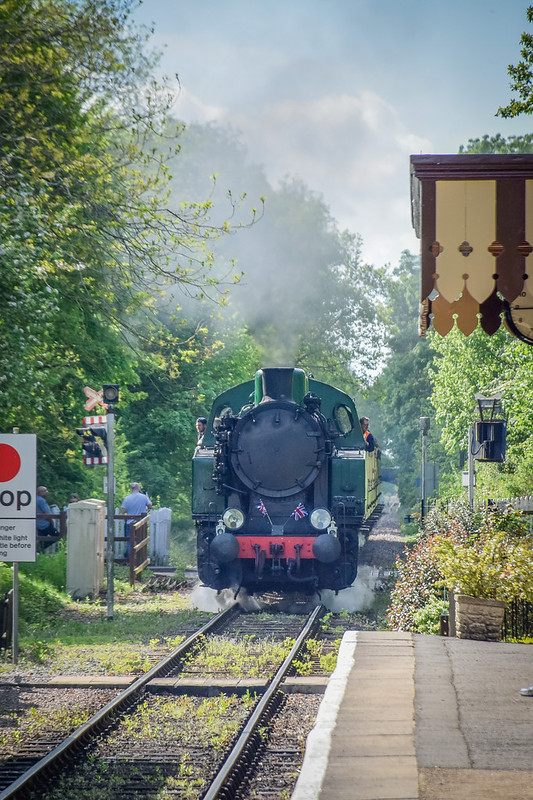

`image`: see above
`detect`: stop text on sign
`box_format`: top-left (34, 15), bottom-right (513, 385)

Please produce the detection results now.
top-left (0, 490), bottom-right (32, 510)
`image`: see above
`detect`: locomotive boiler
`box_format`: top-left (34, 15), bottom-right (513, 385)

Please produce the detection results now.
top-left (192, 367), bottom-right (381, 595)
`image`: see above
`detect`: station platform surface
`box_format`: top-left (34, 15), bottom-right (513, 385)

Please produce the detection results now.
top-left (292, 630), bottom-right (533, 800)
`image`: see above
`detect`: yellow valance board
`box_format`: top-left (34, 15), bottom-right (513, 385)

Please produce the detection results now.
top-left (410, 154), bottom-right (533, 338)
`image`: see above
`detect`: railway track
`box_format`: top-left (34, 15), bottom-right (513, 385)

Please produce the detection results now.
top-left (0, 605), bottom-right (238, 799)
top-left (0, 604), bottom-right (325, 800)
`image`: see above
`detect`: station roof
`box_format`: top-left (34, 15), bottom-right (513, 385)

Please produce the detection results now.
top-left (410, 154), bottom-right (533, 339)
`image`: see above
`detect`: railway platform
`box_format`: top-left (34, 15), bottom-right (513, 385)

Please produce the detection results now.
top-left (292, 630), bottom-right (533, 800)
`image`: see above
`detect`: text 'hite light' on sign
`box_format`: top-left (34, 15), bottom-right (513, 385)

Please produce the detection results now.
top-left (0, 433), bottom-right (37, 562)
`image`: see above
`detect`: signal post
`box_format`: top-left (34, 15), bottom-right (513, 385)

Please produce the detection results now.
top-left (80, 384), bottom-right (119, 620)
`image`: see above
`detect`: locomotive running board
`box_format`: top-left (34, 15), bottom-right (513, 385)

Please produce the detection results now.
top-left (359, 504), bottom-right (384, 538)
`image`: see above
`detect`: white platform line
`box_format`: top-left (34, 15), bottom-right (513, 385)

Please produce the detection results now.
top-left (291, 630), bottom-right (357, 800)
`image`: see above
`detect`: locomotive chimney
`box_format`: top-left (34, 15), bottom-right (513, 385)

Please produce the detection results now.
top-left (261, 368), bottom-right (295, 401)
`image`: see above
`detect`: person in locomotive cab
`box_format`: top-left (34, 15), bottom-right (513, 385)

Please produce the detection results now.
top-left (359, 416), bottom-right (375, 452)
top-left (196, 417), bottom-right (207, 446)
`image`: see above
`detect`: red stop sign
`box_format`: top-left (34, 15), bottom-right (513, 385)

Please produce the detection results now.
top-left (0, 444), bottom-right (22, 482)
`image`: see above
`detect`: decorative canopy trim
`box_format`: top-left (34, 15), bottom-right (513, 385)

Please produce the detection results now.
top-left (410, 154), bottom-right (533, 338)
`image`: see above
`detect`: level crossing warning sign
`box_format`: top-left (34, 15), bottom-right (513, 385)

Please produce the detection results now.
top-left (0, 433), bottom-right (37, 562)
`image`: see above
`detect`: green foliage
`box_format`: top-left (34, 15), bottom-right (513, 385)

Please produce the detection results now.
top-left (118, 321), bottom-right (261, 510)
top-left (19, 543), bottom-right (67, 591)
top-left (459, 133), bottom-right (533, 153)
top-left (1, 704), bottom-right (92, 754)
top-left (0, 589), bottom-right (209, 673)
top-left (182, 635), bottom-right (293, 678)
top-left (388, 501), bottom-right (477, 631)
top-left (386, 533), bottom-right (444, 632)
top-left (169, 520), bottom-right (197, 575)
top-left (429, 328), bottom-right (533, 499)
top-left (498, 6), bottom-right (533, 118)
top-left (434, 508), bottom-right (533, 603)
top-left (413, 596), bottom-right (448, 636)
top-left (369, 251), bottom-right (448, 509)
top-left (0, 0), bottom-right (252, 502)
top-left (388, 503), bottom-right (533, 632)
top-left (0, 562), bottom-right (66, 628)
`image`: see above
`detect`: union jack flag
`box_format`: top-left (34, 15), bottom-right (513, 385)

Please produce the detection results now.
top-left (256, 499), bottom-right (268, 517)
top-left (293, 503), bottom-right (308, 520)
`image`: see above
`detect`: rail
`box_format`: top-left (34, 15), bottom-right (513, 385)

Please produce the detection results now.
top-left (202, 603), bottom-right (325, 800)
top-left (0, 604), bottom-right (239, 800)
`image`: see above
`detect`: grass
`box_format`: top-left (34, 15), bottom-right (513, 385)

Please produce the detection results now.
top-left (0, 589), bottom-right (212, 676)
top-left (36, 693), bottom-right (257, 800)
top-left (0, 526), bottom-right (213, 675)
top-left (181, 634), bottom-right (295, 678)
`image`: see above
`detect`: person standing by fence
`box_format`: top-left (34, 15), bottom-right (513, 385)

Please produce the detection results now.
top-left (120, 482), bottom-right (152, 557)
top-left (36, 486), bottom-right (57, 548)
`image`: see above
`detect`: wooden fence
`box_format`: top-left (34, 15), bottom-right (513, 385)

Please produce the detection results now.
top-left (36, 511), bottom-right (151, 586)
top-left (109, 514), bottom-right (150, 586)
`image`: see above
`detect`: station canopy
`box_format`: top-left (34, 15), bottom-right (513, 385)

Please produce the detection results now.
top-left (410, 154), bottom-right (533, 337)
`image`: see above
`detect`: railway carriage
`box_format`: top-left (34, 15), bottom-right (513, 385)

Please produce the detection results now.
top-left (193, 367), bottom-right (380, 595)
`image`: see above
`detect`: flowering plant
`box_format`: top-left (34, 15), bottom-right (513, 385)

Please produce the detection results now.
top-left (434, 509), bottom-right (533, 603)
top-left (387, 502), bottom-right (533, 631)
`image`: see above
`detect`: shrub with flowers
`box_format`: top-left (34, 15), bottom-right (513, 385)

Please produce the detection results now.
top-left (387, 532), bottom-right (447, 631)
top-left (387, 501), bottom-right (474, 631)
top-left (434, 507), bottom-right (533, 603)
top-left (386, 501), bottom-right (533, 632)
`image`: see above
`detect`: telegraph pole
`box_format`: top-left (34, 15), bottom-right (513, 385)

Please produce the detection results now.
top-left (102, 384), bottom-right (119, 621)
top-left (420, 417), bottom-right (430, 519)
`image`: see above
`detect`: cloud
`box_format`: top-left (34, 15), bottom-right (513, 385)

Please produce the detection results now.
top-left (174, 82), bottom-right (431, 267)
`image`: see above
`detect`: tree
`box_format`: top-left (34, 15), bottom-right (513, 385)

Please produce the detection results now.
top-left (459, 134), bottom-right (533, 153)
top-left (498, 6), bottom-right (533, 118)
top-left (118, 320), bottom-right (261, 511)
top-left (430, 328), bottom-right (533, 498)
top-left (0, 0), bottom-right (254, 496)
top-left (369, 252), bottom-right (446, 508)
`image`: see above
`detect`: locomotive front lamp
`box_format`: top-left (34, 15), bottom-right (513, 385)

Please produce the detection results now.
top-left (310, 508), bottom-right (332, 531)
top-left (223, 508), bottom-right (245, 530)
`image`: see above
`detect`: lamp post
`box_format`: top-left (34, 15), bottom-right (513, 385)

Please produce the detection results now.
top-left (467, 425), bottom-right (475, 509)
top-left (420, 416), bottom-right (430, 519)
top-left (468, 393), bottom-right (506, 509)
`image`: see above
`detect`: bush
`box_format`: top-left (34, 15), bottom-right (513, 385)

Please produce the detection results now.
top-left (434, 507), bottom-right (533, 603)
top-left (386, 534), bottom-right (444, 631)
top-left (170, 518), bottom-right (196, 578)
top-left (387, 502), bottom-right (533, 633)
top-left (0, 562), bottom-right (66, 629)
top-left (413, 596), bottom-right (448, 635)
top-left (19, 543), bottom-right (67, 591)
top-left (388, 501), bottom-right (480, 631)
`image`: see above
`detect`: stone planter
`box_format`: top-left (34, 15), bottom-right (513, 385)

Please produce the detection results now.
top-left (454, 594), bottom-right (506, 641)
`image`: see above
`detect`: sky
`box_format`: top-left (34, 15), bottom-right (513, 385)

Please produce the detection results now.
top-left (134, 0), bottom-right (533, 269)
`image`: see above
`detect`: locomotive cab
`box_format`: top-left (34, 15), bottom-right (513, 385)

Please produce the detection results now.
top-left (193, 367), bottom-right (380, 595)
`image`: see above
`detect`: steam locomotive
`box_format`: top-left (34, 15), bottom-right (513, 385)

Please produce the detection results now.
top-left (192, 367), bottom-right (381, 595)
